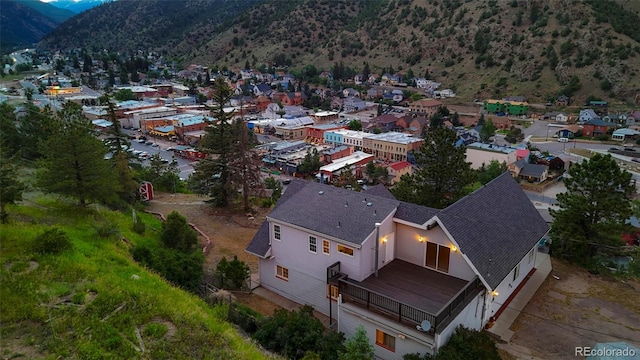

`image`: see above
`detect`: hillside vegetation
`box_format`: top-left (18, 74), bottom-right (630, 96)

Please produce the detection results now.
top-left (0, 194), bottom-right (271, 359)
top-left (38, 0), bottom-right (640, 104)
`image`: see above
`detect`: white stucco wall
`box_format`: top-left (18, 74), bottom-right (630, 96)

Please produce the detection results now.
top-left (435, 291), bottom-right (486, 349)
top-left (394, 223), bottom-right (476, 281)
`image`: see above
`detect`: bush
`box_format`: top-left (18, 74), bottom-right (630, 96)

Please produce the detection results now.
top-left (215, 256), bottom-right (250, 290)
top-left (161, 211), bottom-right (198, 253)
top-left (436, 326), bottom-right (500, 360)
top-left (132, 218), bottom-right (146, 234)
top-left (260, 198), bottom-right (273, 208)
top-left (32, 228), bottom-right (73, 255)
top-left (94, 220), bottom-right (120, 238)
top-left (227, 302), bottom-right (261, 334)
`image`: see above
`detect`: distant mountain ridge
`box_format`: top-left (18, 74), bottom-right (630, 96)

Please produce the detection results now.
top-left (38, 0), bottom-right (640, 104)
top-left (1, 0), bottom-right (74, 52)
top-left (43, 0), bottom-right (114, 14)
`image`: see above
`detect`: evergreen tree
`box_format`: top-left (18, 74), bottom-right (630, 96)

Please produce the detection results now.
top-left (479, 119), bottom-right (497, 143)
top-left (550, 154), bottom-right (634, 264)
top-left (161, 211), bottom-right (198, 253)
top-left (477, 160), bottom-right (508, 185)
top-left (113, 152), bottom-right (138, 203)
top-left (338, 326), bottom-right (374, 360)
top-left (191, 78), bottom-right (236, 207)
top-left (0, 103), bottom-right (21, 155)
top-left (362, 62), bottom-right (370, 83)
top-left (391, 127), bottom-right (475, 208)
top-left (102, 93), bottom-right (130, 155)
top-left (18, 103), bottom-right (57, 159)
top-left (0, 149), bottom-right (25, 224)
top-left (37, 115), bottom-right (119, 206)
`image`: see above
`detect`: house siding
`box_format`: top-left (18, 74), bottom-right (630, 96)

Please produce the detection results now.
top-left (486, 244), bottom-right (538, 320)
top-left (263, 222), bottom-right (363, 314)
top-left (395, 224), bottom-right (476, 281)
top-left (339, 302), bottom-right (436, 360)
top-left (435, 291), bottom-right (485, 349)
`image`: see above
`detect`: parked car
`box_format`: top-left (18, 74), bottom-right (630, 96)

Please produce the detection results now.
top-left (558, 137), bottom-right (569, 143)
top-left (282, 179), bottom-right (291, 185)
top-left (145, 141), bottom-right (153, 145)
top-left (151, 143), bottom-right (159, 148)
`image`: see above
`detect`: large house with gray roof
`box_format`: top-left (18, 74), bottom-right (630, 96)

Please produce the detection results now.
top-left (246, 173), bottom-right (549, 359)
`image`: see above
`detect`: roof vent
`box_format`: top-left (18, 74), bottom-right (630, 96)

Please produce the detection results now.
top-left (319, 191), bottom-right (324, 195)
top-left (363, 197), bottom-right (367, 202)
top-left (366, 202), bottom-right (373, 206)
top-left (338, 221), bottom-right (341, 228)
top-left (345, 201), bottom-right (348, 207)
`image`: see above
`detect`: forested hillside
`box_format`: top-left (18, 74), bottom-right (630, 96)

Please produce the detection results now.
top-left (38, 0), bottom-right (640, 103)
top-left (1, 0), bottom-right (73, 52)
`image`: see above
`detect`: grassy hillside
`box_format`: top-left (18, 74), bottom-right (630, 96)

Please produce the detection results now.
top-left (0, 194), bottom-right (272, 359)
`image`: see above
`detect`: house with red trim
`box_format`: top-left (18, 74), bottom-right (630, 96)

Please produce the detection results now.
top-left (387, 161), bottom-right (413, 184)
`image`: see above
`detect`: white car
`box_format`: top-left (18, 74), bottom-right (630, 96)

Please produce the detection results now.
top-left (558, 137), bottom-right (569, 143)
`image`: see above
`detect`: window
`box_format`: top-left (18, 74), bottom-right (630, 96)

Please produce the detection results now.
top-left (425, 242), bottom-right (450, 273)
top-left (528, 248), bottom-right (535, 264)
top-left (337, 244), bottom-right (354, 257)
top-left (276, 265), bottom-right (289, 281)
top-left (375, 329), bottom-right (395, 352)
top-left (513, 264), bottom-right (520, 282)
top-left (274, 225), bottom-right (281, 241)
top-left (322, 239), bottom-right (330, 255)
top-left (309, 236), bottom-right (317, 253)
top-left (327, 284), bottom-right (338, 301)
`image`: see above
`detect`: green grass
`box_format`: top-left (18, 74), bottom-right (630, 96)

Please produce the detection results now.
top-left (0, 196), bottom-right (273, 360)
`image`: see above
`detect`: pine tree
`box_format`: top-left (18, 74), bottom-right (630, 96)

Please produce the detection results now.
top-left (36, 109), bottom-right (119, 206)
top-left (392, 127), bottom-right (475, 208)
top-left (479, 118), bottom-right (497, 143)
top-left (0, 148), bottom-right (25, 224)
top-left (18, 103), bottom-right (57, 159)
top-left (338, 326), bottom-right (374, 360)
top-left (191, 78), bottom-right (236, 207)
top-left (550, 154), bottom-right (634, 264)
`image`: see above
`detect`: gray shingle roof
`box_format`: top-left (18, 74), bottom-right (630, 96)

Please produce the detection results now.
top-left (246, 173), bottom-right (549, 290)
top-left (363, 184), bottom-right (396, 200)
top-left (267, 181), bottom-right (399, 246)
top-left (519, 163), bottom-right (547, 178)
top-left (395, 202), bottom-right (439, 226)
top-left (438, 172), bottom-right (549, 289)
top-left (245, 179), bottom-right (307, 257)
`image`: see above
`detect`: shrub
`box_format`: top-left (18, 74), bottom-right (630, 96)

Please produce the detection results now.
top-left (161, 211), bottom-right (197, 253)
top-left (260, 198), bottom-right (273, 208)
top-left (227, 302), bottom-right (261, 334)
top-left (436, 326), bottom-right (500, 360)
top-left (94, 220), bottom-right (120, 238)
top-left (132, 218), bottom-right (146, 234)
top-left (32, 228), bottom-right (72, 255)
top-left (215, 256), bottom-right (250, 290)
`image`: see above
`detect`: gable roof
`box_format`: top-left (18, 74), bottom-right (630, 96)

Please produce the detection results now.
top-left (519, 163), bottom-right (548, 178)
top-left (389, 161), bottom-right (412, 171)
top-left (266, 180), bottom-right (399, 246)
top-left (438, 172), bottom-right (549, 289)
top-left (245, 179), bottom-right (307, 258)
top-left (363, 184), bottom-right (396, 200)
top-left (584, 118), bottom-right (615, 127)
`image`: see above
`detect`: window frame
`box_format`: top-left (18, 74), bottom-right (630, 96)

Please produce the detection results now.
top-left (273, 224), bottom-right (281, 241)
top-left (309, 236), bottom-right (317, 254)
top-left (276, 264), bottom-right (289, 281)
top-left (337, 244), bottom-right (354, 257)
top-left (322, 239), bottom-right (330, 255)
top-left (513, 263), bottom-right (520, 282)
top-left (327, 284), bottom-right (339, 301)
top-left (375, 329), bottom-right (396, 352)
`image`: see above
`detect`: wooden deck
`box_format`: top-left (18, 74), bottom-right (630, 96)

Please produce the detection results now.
top-left (354, 259), bottom-right (469, 314)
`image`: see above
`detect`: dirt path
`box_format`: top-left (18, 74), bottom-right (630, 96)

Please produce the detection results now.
top-left (146, 193), bottom-right (281, 315)
top-left (506, 259), bottom-right (640, 359)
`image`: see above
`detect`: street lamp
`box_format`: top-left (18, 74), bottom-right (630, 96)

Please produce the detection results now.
top-left (546, 124), bottom-right (550, 141)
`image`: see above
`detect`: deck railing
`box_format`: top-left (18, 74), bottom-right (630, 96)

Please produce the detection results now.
top-left (339, 276), bottom-right (483, 335)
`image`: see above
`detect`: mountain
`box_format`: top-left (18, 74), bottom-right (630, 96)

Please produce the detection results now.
top-left (1, 0), bottom-right (74, 52)
top-left (38, 0), bottom-right (640, 104)
top-left (43, 0), bottom-right (115, 14)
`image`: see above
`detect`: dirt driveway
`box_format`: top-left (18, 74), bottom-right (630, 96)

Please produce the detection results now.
top-left (501, 259), bottom-right (640, 359)
top-left (146, 193), bottom-right (281, 315)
